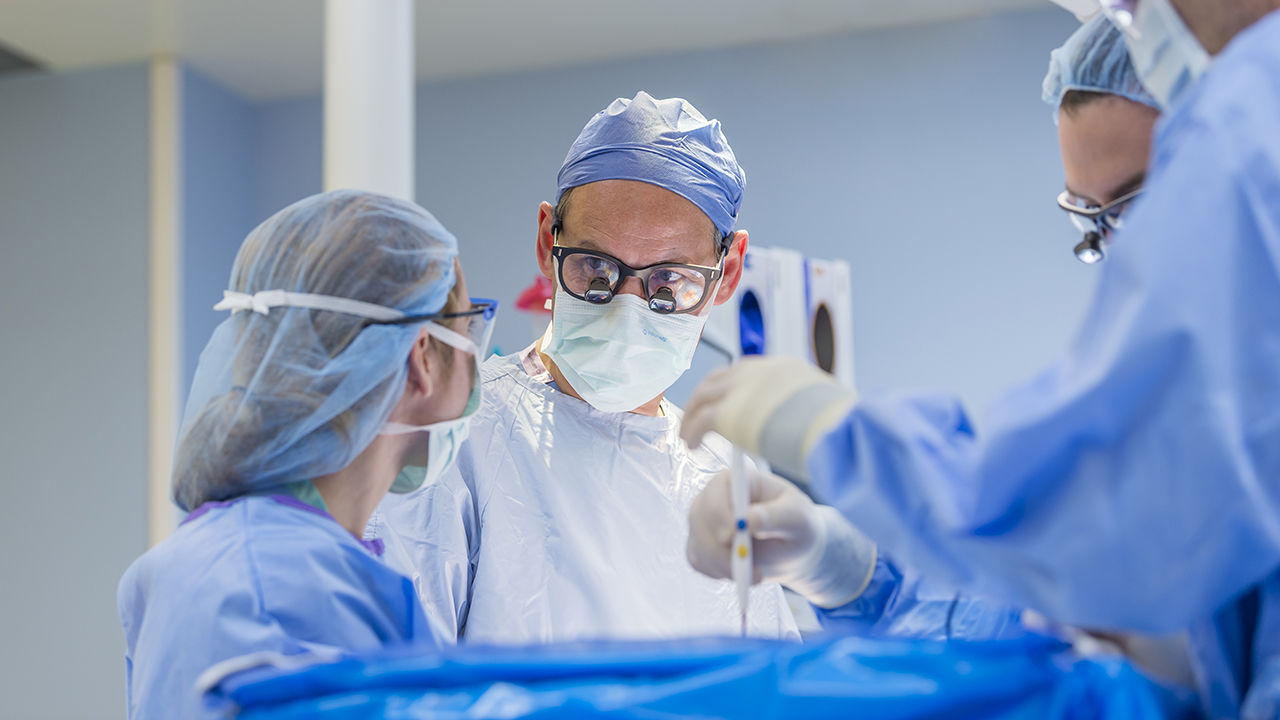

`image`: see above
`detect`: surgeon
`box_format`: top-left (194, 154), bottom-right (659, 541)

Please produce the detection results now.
top-left (370, 92), bottom-right (1032, 646)
top-left (1045, 14), bottom-right (1161, 265)
top-left (688, 14), bottom-right (1194, 668)
top-left (117, 191), bottom-right (494, 719)
top-left (682, 0), bottom-right (1280, 716)
top-left (1044, 13), bottom-right (1199, 688)
top-left (368, 92), bottom-right (803, 643)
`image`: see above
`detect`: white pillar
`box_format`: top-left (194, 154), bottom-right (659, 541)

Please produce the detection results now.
top-left (324, 0), bottom-right (415, 202)
top-left (148, 55), bottom-right (183, 546)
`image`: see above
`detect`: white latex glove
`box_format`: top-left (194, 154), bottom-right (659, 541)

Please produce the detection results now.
top-left (687, 465), bottom-right (878, 609)
top-left (681, 356), bottom-right (856, 480)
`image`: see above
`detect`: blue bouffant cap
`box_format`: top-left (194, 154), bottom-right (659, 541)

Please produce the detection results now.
top-left (556, 91), bottom-right (746, 239)
top-left (1042, 14), bottom-right (1159, 123)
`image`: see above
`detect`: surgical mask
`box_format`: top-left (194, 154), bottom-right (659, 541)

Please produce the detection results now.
top-left (1103, 0), bottom-right (1210, 109)
top-left (381, 360), bottom-right (482, 494)
top-left (544, 288), bottom-right (709, 413)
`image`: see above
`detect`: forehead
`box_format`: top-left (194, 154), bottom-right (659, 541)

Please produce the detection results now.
top-left (1058, 96), bottom-right (1158, 203)
top-left (559, 180), bottom-right (719, 266)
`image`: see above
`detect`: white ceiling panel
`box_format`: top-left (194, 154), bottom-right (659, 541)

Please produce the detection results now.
top-left (0, 0), bottom-right (1050, 100)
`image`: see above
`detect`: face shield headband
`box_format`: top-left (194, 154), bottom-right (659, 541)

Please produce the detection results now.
top-left (214, 289), bottom-right (498, 358)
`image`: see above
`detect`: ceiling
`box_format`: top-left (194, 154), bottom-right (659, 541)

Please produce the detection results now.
top-left (0, 0), bottom-right (1049, 101)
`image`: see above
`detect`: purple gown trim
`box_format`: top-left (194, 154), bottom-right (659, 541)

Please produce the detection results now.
top-left (181, 494), bottom-right (385, 556)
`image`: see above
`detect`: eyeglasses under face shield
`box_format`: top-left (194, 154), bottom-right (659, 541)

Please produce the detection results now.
top-left (1057, 187), bottom-right (1143, 264)
top-left (550, 225), bottom-right (729, 315)
top-left (369, 297), bottom-right (499, 358)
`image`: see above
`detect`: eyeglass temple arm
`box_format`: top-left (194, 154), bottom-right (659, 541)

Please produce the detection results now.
top-left (1059, 187), bottom-right (1144, 218)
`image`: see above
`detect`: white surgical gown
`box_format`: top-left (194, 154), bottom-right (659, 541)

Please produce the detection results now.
top-left (118, 495), bottom-right (432, 719)
top-left (802, 11), bottom-right (1280, 719)
top-left (368, 345), bottom-right (800, 644)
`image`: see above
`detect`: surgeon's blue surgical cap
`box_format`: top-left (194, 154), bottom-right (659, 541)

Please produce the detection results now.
top-left (557, 91), bottom-right (746, 239)
top-left (172, 190), bottom-right (458, 512)
top-left (1042, 14), bottom-right (1159, 123)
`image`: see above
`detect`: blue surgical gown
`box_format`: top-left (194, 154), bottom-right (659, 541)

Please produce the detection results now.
top-left (117, 495), bottom-right (432, 720)
top-left (804, 10), bottom-right (1280, 719)
top-left (815, 556), bottom-right (1025, 641)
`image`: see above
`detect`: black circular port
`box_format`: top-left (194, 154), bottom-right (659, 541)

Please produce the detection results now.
top-left (812, 303), bottom-right (835, 374)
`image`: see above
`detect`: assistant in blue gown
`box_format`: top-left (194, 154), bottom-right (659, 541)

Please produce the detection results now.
top-left (116, 190), bottom-right (467, 719)
top-left (117, 494), bottom-right (427, 720)
top-left (799, 12), bottom-right (1280, 719)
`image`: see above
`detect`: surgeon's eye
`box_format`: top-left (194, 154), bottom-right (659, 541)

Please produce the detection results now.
top-left (651, 268), bottom-right (684, 285)
top-left (584, 256), bottom-right (614, 277)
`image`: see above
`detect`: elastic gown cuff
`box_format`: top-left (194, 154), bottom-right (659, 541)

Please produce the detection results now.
top-left (814, 556), bottom-right (903, 629)
top-left (759, 384), bottom-right (857, 480)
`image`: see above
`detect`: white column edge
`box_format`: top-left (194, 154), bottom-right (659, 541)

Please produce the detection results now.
top-left (323, 0), bottom-right (415, 201)
top-left (148, 56), bottom-right (183, 547)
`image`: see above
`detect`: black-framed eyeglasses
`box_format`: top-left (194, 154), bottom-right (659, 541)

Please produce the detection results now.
top-left (367, 297), bottom-right (499, 357)
top-left (550, 233), bottom-right (724, 315)
top-left (1057, 188), bottom-right (1143, 264)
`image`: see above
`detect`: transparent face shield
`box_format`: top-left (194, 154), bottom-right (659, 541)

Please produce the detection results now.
top-left (369, 298), bottom-right (499, 359)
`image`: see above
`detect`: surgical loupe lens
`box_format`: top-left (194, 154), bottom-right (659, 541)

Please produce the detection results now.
top-left (646, 267), bottom-right (705, 312)
top-left (1074, 233), bottom-right (1105, 264)
top-left (584, 277), bottom-right (613, 303)
top-left (563, 254), bottom-right (620, 300)
top-left (649, 287), bottom-right (677, 313)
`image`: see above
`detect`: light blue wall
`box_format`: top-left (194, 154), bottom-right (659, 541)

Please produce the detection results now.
top-left (0, 63), bottom-right (150, 718)
top-left (183, 65), bottom-right (258, 396)
top-left (246, 7), bottom-right (1091, 415)
top-left (252, 94), bottom-right (322, 226)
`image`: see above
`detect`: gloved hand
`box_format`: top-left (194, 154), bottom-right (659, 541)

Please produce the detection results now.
top-left (680, 356), bottom-right (856, 480)
top-left (687, 464), bottom-right (878, 609)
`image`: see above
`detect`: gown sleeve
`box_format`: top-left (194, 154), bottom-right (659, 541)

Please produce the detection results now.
top-left (814, 553), bottom-right (1024, 641)
top-left (813, 555), bottom-right (903, 632)
top-left (807, 48), bottom-right (1280, 633)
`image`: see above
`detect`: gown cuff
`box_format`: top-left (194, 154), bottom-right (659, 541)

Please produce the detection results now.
top-left (758, 384), bottom-right (857, 480)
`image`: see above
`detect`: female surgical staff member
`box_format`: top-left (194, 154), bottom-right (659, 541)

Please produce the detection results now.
top-left (684, 0), bottom-right (1280, 715)
top-left (117, 190), bottom-right (493, 720)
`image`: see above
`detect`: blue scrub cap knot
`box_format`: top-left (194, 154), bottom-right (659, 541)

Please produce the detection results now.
top-left (557, 91), bottom-right (746, 238)
top-left (1042, 14), bottom-right (1160, 123)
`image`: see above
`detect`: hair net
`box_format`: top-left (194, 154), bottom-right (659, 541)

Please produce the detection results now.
top-left (172, 190), bottom-right (459, 512)
top-left (1042, 14), bottom-right (1160, 121)
top-left (556, 91), bottom-right (746, 238)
